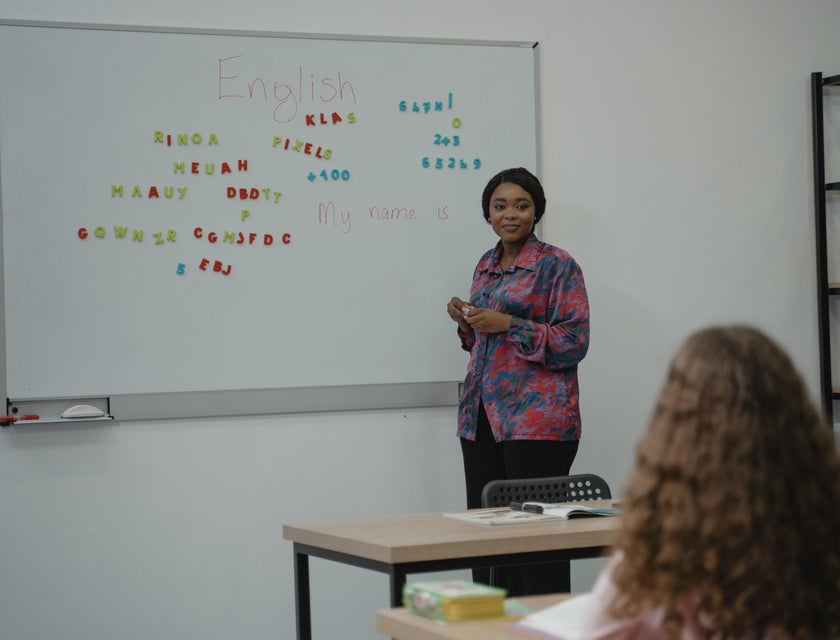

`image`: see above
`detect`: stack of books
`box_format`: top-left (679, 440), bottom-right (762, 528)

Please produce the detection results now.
top-left (402, 580), bottom-right (507, 622)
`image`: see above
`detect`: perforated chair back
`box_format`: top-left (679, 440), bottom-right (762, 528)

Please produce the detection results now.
top-left (480, 473), bottom-right (611, 508)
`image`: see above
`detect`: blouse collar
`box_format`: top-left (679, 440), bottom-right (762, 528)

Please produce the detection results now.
top-left (480, 233), bottom-right (540, 274)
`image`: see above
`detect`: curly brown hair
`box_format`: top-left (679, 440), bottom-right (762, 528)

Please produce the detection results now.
top-left (610, 325), bottom-right (840, 640)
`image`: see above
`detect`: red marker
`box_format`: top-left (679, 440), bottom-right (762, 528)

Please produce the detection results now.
top-left (0, 414), bottom-right (39, 422)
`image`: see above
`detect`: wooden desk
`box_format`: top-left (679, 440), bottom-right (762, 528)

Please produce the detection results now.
top-left (283, 504), bottom-right (617, 640)
top-left (376, 594), bottom-right (573, 640)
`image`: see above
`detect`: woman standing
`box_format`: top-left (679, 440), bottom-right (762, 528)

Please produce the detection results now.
top-left (446, 167), bottom-right (590, 596)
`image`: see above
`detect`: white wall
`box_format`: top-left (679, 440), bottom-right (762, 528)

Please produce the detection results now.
top-left (2, 1), bottom-right (840, 639)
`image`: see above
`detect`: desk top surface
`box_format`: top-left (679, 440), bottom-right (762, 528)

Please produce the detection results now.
top-left (283, 502), bottom-right (619, 564)
top-left (376, 593), bottom-right (573, 640)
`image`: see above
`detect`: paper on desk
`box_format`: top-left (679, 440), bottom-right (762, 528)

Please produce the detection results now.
top-left (516, 593), bottom-right (591, 640)
top-left (442, 504), bottom-right (618, 526)
top-left (442, 508), bottom-right (560, 525)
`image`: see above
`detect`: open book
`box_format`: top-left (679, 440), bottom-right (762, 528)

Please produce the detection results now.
top-left (442, 503), bottom-right (619, 526)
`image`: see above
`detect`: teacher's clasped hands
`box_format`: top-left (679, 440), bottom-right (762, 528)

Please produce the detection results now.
top-left (446, 298), bottom-right (512, 334)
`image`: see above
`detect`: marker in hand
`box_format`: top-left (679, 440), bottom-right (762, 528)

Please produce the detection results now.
top-left (462, 304), bottom-right (473, 319)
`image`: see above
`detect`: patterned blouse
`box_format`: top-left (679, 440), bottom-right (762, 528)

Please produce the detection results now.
top-left (456, 233), bottom-right (590, 442)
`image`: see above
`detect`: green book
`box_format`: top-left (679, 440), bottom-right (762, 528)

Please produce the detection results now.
top-left (402, 580), bottom-right (507, 622)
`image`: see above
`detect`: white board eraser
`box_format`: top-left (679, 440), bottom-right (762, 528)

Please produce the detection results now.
top-left (60, 404), bottom-right (105, 419)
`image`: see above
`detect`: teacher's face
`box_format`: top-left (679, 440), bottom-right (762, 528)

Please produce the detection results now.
top-left (488, 182), bottom-right (535, 248)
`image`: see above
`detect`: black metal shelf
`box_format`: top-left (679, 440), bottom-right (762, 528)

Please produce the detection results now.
top-left (813, 71), bottom-right (838, 421)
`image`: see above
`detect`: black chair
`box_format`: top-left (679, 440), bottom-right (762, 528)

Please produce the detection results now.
top-left (479, 474), bottom-right (612, 590)
top-left (480, 473), bottom-right (611, 509)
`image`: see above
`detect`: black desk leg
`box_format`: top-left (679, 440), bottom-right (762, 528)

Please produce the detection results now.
top-left (293, 548), bottom-right (311, 640)
top-left (389, 566), bottom-right (408, 607)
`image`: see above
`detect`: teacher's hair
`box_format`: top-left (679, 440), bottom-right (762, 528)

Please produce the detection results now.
top-left (611, 325), bottom-right (840, 640)
top-left (481, 167), bottom-right (546, 223)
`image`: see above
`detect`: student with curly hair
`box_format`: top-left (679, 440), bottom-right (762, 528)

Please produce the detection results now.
top-left (581, 325), bottom-right (840, 639)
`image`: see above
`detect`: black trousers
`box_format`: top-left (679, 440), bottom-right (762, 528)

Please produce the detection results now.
top-left (459, 402), bottom-right (579, 597)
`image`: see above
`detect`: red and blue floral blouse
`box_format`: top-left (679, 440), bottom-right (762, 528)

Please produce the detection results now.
top-left (456, 233), bottom-right (590, 442)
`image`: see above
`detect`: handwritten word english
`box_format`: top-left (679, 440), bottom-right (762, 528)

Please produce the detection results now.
top-left (217, 57), bottom-right (357, 124)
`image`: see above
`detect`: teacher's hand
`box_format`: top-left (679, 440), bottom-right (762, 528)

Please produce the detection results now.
top-left (464, 307), bottom-right (511, 333)
top-left (447, 297), bottom-right (472, 331)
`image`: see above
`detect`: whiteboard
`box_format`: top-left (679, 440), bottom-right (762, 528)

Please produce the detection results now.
top-left (0, 21), bottom-right (538, 416)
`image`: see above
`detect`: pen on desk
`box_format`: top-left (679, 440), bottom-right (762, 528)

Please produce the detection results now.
top-left (510, 502), bottom-right (543, 514)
